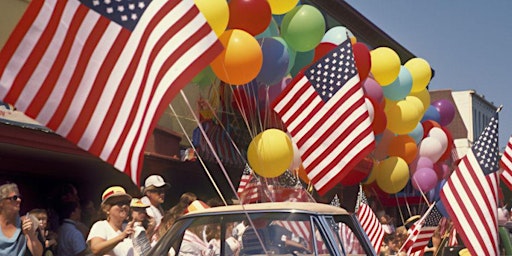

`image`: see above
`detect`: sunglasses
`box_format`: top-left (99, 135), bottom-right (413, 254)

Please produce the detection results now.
top-left (149, 189), bottom-right (166, 194)
top-left (4, 195), bottom-right (21, 201)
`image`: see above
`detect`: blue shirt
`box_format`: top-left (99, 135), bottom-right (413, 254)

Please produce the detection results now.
top-left (58, 219), bottom-right (87, 256)
top-left (0, 215), bottom-right (28, 256)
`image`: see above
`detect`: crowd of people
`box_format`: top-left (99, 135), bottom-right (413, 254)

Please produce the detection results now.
top-left (0, 174), bottom-right (186, 256)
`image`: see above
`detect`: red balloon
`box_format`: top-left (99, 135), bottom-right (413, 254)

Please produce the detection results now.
top-left (370, 97), bottom-right (387, 135)
top-left (340, 157), bottom-right (373, 186)
top-left (437, 127), bottom-right (454, 162)
top-left (228, 0), bottom-right (272, 36)
top-left (421, 120), bottom-right (441, 138)
top-left (313, 42), bottom-right (337, 62)
top-left (353, 42), bottom-right (371, 81)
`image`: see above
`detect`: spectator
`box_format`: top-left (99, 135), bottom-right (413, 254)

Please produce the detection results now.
top-left (29, 208), bottom-right (57, 256)
top-left (141, 175), bottom-right (170, 229)
top-left (130, 198), bottom-right (152, 256)
top-left (56, 201), bottom-right (89, 256)
top-left (0, 183), bottom-right (43, 256)
top-left (154, 192), bottom-right (197, 244)
top-left (87, 186), bottom-right (134, 256)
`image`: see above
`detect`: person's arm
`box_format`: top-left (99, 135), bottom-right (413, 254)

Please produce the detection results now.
top-left (88, 221), bottom-right (134, 255)
top-left (22, 217), bottom-right (44, 256)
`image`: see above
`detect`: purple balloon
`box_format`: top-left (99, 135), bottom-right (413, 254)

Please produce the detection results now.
top-left (411, 167), bottom-right (438, 192)
top-left (432, 99), bottom-right (455, 126)
top-left (362, 78), bottom-right (384, 104)
top-left (410, 156), bottom-right (434, 174)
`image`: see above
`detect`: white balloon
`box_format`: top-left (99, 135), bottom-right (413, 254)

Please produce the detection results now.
top-left (428, 127), bottom-right (448, 152)
top-left (288, 134), bottom-right (302, 171)
top-left (418, 137), bottom-right (444, 163)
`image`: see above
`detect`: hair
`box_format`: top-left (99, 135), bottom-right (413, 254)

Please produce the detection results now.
top-left (0, 183), bottom-right (19, 200)
top-left (155, 192), bottom-right (197, 241)
top-left (55, 201), bottom-right (80, 221)
top-left (29, 208), bottom-right (47, 216)
top-left (98, 203), bottom-right (112, 220)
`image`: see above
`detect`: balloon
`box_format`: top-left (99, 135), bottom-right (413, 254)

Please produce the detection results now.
top-left (387, 135), bottom-right (418, 164)
top-left (267, 0), bottom-right (299, 15)
top-left (273, 37), bottom-right (296, 73)
top-left (437, 127), bottom-right (454, 162)
top-left (432, 99), bottom-right (456, 126)
top-left (255, 18), bottom-right (280, 39)
top-left (211, 29), bottom-right (263, 85)
top-left (408, 123), bottom-right (424, 144)
top-left (256, 37), bottom-right (290, 85)
top-left (370, 47), bottom-right (401, 86)
top-left (290, 49), bottom-right (314, 76)
top-left (428, 127), bottom-right (448, 152)
top-left (228, 0), bottom-right (271, 36)
top-left (194, 0), bottom-right (229, 36)
top-left (288, 135), bottom-right (302, 171)
top-left (297, 165), bottom-right (309, 183)
top-left (363, 160), bottom-right (379, 184)
top-left (385, 98), bottom-right (422, 134)
top-left (353, 42), bottom-right (371, 81)
top-left (247, 129), bottom-right (293, 178)
top-left (421, 105), bottom-right (441, 123)
top-left (321, 26), bottom-right (348, 45)
top-left (421, 120), bottom-right (441, 137)
top-left (404, 58), bottom-right (432, 93)
top-left (313, 42), bottom-right (337, 63)
top-left (409, 88), bottom-right (430, 114)
top-left (362, 78), bottom-right (384, 104)
top-left (374, 129), bottom-right (395, 160)
top-left (371, 98), bottom-right (387, 135)
top-left (280, 5), bottom-right (325, 52)
top-left (411, 167), bottom-right (438, 192)
top-left (410, 156), bottom-right (434, 174)
top-left (434, 163), bottom-right (451, 181)
top-left (376, 156), bottom-right (410, 194)
top-left (341, 157), bottom-right (373, 186)
top-left (382, 66), bottom-right (413, 100)
top-left (418, 137), bottom-right (444, 163)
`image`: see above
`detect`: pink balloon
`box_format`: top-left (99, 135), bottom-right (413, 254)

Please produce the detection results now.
top-left (411, 167), bottom-right (438, 192)
top-left (362, 78), bottom-right (384, 104)
top-left (410, 156), bottom-right (434, 174)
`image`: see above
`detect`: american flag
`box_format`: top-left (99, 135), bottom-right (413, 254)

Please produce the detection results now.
top-left (500, 136), bottom-right (512, 190)
top-left (356, 190), bottom-right (384, 253)
top-left (272, 39), bottom-right (375, 195)
top-left (237, 164), bottom-right (261, 204)
top-left (440, 112), bottom-right (500, 256)
top-left (0, 0), bottom-right (222, 184)
top-left (400, 203), bottom-right (443, 254)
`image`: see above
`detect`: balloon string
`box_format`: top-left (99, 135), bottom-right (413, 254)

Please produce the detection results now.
top-left (168, 100), bottom-right (227, 206)
top-left (228, 84), bottom-right (256, 138)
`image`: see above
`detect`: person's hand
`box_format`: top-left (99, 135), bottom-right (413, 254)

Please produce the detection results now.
top-left (21, 215), bottom-right (37, 237)
top-left (123, 220), bottom-right (135, 238)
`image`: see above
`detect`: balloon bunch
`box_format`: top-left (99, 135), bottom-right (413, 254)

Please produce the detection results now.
top-left (191, 0), bottom-right (455, 197)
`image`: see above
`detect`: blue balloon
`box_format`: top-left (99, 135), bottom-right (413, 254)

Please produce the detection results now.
top-left (436, 199), bottom-right (450, 219)
top-left (321, 26), bottom-right (348, 45)
top-left (382, 66), bottom-right (413, 100)
top-left (273, 37), bottom-right (296, 74)
top-left (421, 105), bottom-right (441, 123)
top-left (408, 122), bottom-right (424, 144)
top-left (256, 37), bottom-right (290, 85)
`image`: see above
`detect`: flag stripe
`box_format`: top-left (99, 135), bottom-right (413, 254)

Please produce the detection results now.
top-left (500, 137), bottom-right (512, 190)
top-left (0, 0), bottom-right (222, 185)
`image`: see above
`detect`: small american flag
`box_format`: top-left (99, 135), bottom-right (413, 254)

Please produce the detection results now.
top-left (0, 0), bottom-right (222, 184)
top-left (500, 136), bottom-right (512, 190)
top-left (440, 112), bottom-right (500, 255)
top-left (356, 189), bottom-right (384, 253)
top-left (237, 164), bottom-right (261, 204)
top-left (272, 39), bottom-right (374, 195)
top-left (400, 203), bottom-right (442, 254)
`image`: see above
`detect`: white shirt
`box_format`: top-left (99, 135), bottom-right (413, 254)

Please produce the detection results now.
top-left (141, 196), bottom-right (163, 228)
top-left (87, 220), bottom-right (134, 256)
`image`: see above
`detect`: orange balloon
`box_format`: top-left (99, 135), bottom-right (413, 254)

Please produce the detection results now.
top-left (387, 135), bottom-right (418, 164)
top-left (211, 29), bottom-right (263, 85)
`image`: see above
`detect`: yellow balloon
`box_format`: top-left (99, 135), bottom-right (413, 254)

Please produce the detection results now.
top-left (194, 0), bottom-right (229, 36)
top-left (376, 156), bottom-right (410, 194)
top-left (370, 47), bottom-right (401, 86)
top-left (385, 99), bottom-right (421, 134)
top-left (409, 88), bottom-right (430, 114)
top-left (247, 129), bottom-right (293, 178)
top-left (210, 29), bottom-right (263, 85)
top-left (267, 0), bottom-right (299, 15)
top-left (404, 58), bottom-right (432, 93)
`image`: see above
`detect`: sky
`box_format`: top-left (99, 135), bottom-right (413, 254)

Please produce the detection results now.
top-left (344, 1), bottom-right (512, 148)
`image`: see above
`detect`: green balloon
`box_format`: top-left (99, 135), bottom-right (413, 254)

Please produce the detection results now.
top-left (280, 5), bottom-right (325, 52)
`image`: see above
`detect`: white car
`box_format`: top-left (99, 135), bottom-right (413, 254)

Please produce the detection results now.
top-left (148, 202), bottom-right (376, 255)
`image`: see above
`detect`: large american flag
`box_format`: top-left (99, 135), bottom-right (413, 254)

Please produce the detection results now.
top-left (400, 203), bottom-right (443, 254)
top-left (440, 112), bottom-right (500, 256)
top-left (272, 39), bottom-right (375, 195)
top-left (500, 136), bottom-right (512, 190)
top-left (356, 190), bottom-right (384, 253)
top-left (0, 0), bottom-right (222, 184)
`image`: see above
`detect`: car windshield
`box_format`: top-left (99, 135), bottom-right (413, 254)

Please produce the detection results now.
top-left (149, 210), bottom-right (373, 256)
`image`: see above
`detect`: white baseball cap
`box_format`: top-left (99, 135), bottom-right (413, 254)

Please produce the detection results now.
top-left (144, 175), bottom-right (170, 191)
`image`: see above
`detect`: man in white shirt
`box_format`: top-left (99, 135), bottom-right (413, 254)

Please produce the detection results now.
top-left (141, 175), bottom-right (170, 228)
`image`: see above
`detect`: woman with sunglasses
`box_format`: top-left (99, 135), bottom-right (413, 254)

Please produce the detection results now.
top-left (87, 186), bottom-right (135, 256)
top-left (0, 183), bottom-right (43, 256)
